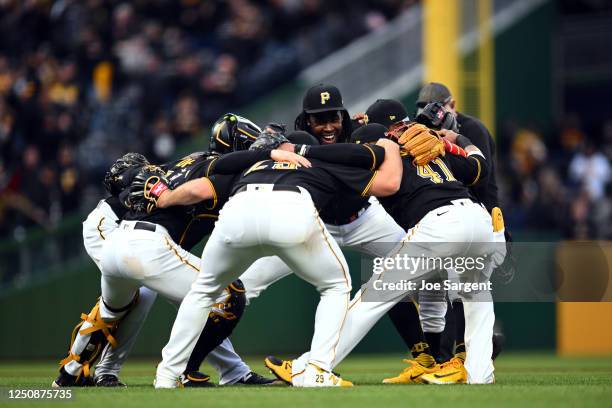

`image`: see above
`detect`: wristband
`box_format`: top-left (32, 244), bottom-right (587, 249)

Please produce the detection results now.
top-left (294, 144), bottom-right (310, 157)
top-left (442, 139), bottom-right (467, 157)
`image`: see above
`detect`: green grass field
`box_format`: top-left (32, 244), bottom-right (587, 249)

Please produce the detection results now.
top-left (1, 353), bottom-right (611, 408)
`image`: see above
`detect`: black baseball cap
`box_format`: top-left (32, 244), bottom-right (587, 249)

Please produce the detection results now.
top-left (350, 123), bottom-right (387, 144)
top-left (287, 130), bottom-right (319, 145)
top-left (365, 99), bottom-right (409, 129)
top-left (416, 82), bottom-right (453, 110)
top-left (302, 84), bottom-right (346, 114)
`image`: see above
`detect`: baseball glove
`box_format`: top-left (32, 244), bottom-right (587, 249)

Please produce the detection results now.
top-left (123, 165), bottom-right (170, 213)
top-left (387, 122), bottom-right (445, 165)
top-left (249, 130), bottom-right (290, 151)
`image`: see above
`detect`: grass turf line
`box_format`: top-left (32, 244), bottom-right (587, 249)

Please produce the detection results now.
top-left (1, 353), bottom-right (611, 408)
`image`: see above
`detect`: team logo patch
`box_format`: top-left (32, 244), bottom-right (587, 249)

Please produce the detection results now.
top-left (320, 91), bottom-right (330, 105)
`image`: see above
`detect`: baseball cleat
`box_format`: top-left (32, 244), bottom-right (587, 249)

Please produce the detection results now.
top-left (180, 371), bottom-right (214, 387)
top-left (492, 332), bottom-right (505, 360)
top-left (234, 371), bottom-right (280, 385)
top-left (52, 367), bottom-right (94, 388)
top-left (382, 359), bottom-right (439, 384)
top-left (264, 356), bottom-right (293, 385)
top-left (299, 363), bottom-right (353, 387)
top-left (95, 374), bottom-right (127, 387)
top-left (421, 357), bottom-right (467, 384)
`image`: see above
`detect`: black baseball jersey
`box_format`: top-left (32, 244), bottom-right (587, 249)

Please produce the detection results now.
top-left (232, 159), bottom-right (378, 211)
top-left (457, 112), bottom-right (499, 211)
top-left (378, 153), bottom-right (486, 230)
top-left (302, 143), bottom-right (385, 225)
top-left (124, 152), bottom-right (223, 251)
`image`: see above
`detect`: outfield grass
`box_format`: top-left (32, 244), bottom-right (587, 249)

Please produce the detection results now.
top-left (1, 353), bottom-right (611, 408)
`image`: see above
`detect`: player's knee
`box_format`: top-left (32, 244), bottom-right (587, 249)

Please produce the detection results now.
top-left (316, 278), bottom-right (352, 296)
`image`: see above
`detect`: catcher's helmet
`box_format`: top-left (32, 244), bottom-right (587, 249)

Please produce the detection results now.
top-left (416, 102), bottom-right (458, 132)
top-left (210, 113), bottom-right (262, 154)
top-left (103, 152), bottom-right (149, 196)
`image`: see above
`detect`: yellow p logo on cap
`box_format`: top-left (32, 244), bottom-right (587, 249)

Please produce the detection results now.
top-left (320, 92), bottom-right (330, 105)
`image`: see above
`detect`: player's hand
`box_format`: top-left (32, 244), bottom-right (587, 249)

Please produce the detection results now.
top-left (352, 112), bottom-right (368, 125)
top-left (264, 122), bottom-right (287, 134)
top-left (438, 129), bottom-right (459, 143)
top-left (376, 138), bottom-right (399, 149)
top-left (271, 149), bottom-right (311, 168)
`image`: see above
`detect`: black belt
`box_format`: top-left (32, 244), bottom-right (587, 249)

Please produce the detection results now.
top-left (134, 221), bottom-right (157, 232)
top-left (329, 201), bottom-right (372, 226)
top-left (235, 184), bottom-right (301, 194)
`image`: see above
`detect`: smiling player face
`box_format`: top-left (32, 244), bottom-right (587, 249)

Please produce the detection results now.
top-left (308, 111), bottom-right (343, 144)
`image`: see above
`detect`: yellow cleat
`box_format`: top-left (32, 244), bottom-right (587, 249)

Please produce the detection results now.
top-left (264, 356), bottom-right (293, 385)
top-left (382, 359), bottom-right (439, 384)
top-left (421, 357), bottom-right (467, 385)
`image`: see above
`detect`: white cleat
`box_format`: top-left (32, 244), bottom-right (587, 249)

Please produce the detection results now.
top-left (296, 363), bottom-right (353, 388)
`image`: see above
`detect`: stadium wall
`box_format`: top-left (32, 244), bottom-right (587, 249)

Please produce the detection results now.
top-left (0, 244), bottom-right (556, 359)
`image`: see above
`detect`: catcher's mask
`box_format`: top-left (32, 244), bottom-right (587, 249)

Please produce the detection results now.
top-left (210, 113), bottom-right (262, 154)
top-left (416, 102), bottom-right (458, 132)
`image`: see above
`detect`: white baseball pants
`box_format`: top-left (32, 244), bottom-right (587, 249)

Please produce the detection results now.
top-left (155, 186), bottom-right (352, 386)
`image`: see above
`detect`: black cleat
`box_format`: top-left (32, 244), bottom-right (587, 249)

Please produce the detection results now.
top-left (492, 332), bottom-right (505, 360)
top-left (52, 367), bottom-right (94, 388)
top-left (181, 371), bottom-right (215, 387)
top-left (235, 371), bottom-right (280, 385)
top-left (95, 374), bottom-right (127, 387)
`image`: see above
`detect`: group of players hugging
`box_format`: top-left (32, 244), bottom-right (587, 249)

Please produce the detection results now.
top-left (52, 81), bottom-right (507, 388)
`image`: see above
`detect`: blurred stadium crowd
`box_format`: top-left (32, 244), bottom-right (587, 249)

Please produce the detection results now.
top-left (0, 0), bottom-right (610, 242)
top-left (498, 118), bottom-right (612, 239)
top-left (0, 0), bottom-right (413, 235)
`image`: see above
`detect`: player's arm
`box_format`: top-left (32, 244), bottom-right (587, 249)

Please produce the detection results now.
top-left (442, 130), bottom-right (490, 186)
top-left (211, 149), bottom-right (310, 174)
top-left (445, 147), bottom-right (490, 187)
top-left (368, 138), bottom-right (402, 196)
top-left (288, 143), bottom-right (385, 170)
top-left (156, 177), bottom-right (216, 208)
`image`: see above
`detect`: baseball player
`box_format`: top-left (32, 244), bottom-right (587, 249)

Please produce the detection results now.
top-left (53, 115), bottom-right (279, 387)
top-left (266, 122), bottom-right (498, 385)
top-left (153, 132), bottom-right (403, 388)
top-left (359, 99), bottom-right (449, 381)
top-left (53, 152), bottom-right (157, 388)
top-left (385, 83), bottom-right (506, 384)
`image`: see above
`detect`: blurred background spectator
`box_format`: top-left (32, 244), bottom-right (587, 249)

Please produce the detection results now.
top-left (0, 0), bottom-right (412, 235)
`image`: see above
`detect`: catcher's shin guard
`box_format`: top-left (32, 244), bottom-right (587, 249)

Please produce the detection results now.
top-left (185, 280), bottom-right (246, 373)
top-left (58, 293), bottom-right (138, 383)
